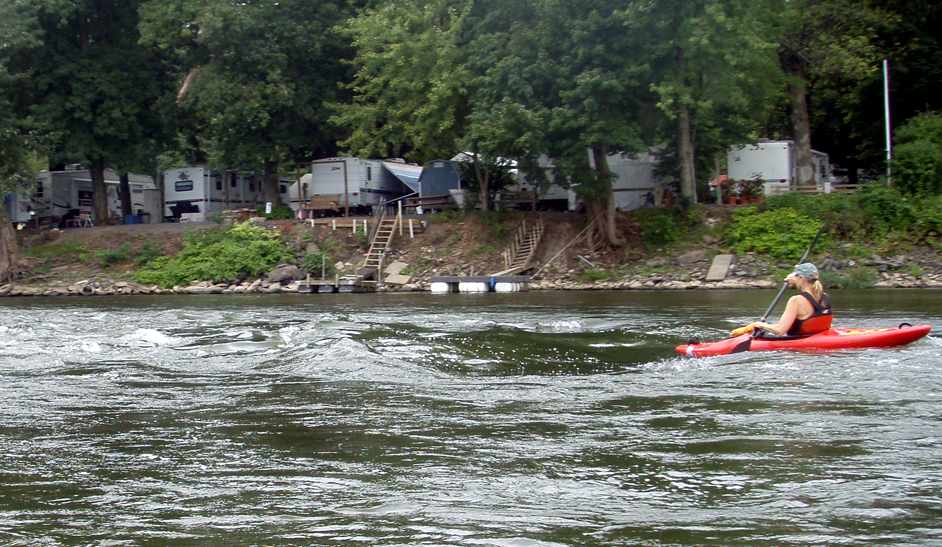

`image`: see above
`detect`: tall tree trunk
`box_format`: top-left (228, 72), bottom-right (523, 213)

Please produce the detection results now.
top-left (678, 105), bottom-right (697, 203)
top-left (472, 154), bottom-right (490, 211)
top-left (118, 171), bottom-right (132, 219)
top-left (263, 160), bottom-right (282, 208)
top-left (0, 207), bottom-right (18, 283)
top-left (787, 65), bottom-right (815, 187)
top-left (90, 157), bottom-right (109, 224)
top-left (591, 145), bottom-right (625, 247)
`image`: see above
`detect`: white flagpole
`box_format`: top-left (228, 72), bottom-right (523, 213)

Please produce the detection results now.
top-left (883, 58), bottom-right (892, 185)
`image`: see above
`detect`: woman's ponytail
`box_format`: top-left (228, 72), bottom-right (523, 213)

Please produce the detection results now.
top-left (810, 279), bottom-right (824, 301)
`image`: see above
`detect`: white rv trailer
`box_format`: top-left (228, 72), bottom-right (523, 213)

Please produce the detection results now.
top-left (306, 157), bottom-right (411, 215)
top-left (727, 141), bottom-right (831, 195)
top-left (510, 151), bottom-right (662, 211)
top-left (32, 168), bottom-right (161, 223)
top-left (278, 174), bottom-right (312, 214)
top-left (3, 191), bottom-right (33, 223)
top-left (163, 167), bottom-right (265, 221)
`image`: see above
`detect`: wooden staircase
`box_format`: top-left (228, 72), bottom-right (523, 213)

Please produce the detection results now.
top-left (362, 214), bottom-right (399, 277)
top-left (492, 217), bottom-right (545, 276)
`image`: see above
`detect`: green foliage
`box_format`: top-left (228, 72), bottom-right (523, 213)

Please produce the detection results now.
top-left (727, 206), bottom-right (822, 260)
top-left (579, 268), bottom-right (613, 283)
top-left (256, 205), bottom-right (294, 220)
top-left (633, 209), bottom-right (681, 246)
top-left (134, 222), bottom-right (293, 288)
top-left (893, 113), bottom-right (942, 196)
top-left (301, 251), bottom-right (334, 279)
top-left (96, 243), bottom-right (132, 268)
top-left (135, 241), bottom-right (162, 266)
top-left (893, 139), bottom-right (942, 196)
top-left (821, 267), bottom-right (878, 289)
top-left (24, 240), bottom-right (89, 262)
top-left (855, 184), bottom-right (915, 233)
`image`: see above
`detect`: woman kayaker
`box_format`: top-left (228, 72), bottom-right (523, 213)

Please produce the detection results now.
top-left (731, 262), bottom-right (832, 337)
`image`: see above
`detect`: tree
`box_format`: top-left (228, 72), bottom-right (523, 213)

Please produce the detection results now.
top-left (12, 0), bottom-right (168, 224)
top-left (142, 0), bottom-right (357, 207)
top-left (777, 0), bottom-right (887, 187)
top-left (643, 0), bottom-right (782, 201)
top-left (334, 0), bottom-right (472, 163)
top-left (0, 0), bottom-right (40, 282)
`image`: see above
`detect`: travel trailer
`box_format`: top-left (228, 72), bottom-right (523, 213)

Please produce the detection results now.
top-left (510, 152), bottom-right (662, 211)
top-left (31, 167), bottom-right (161, 224)
top-left (304, 157), bottom-right (412, 215)
top-left (728, 141), bottom-right (831, 195)
top-left (163, 167), bottom-right (265, 221)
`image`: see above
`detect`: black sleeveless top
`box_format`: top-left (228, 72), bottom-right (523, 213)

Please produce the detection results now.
top-left (787, 291), bottom-right (833, 335)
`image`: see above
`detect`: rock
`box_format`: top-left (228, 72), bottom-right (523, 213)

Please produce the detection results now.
top-left (702, 235), bottom-right (719, 245)
top-left (0, 285), bottom-right (9, 296)
top-left (282, 282), bottom-right (300, 292)
top-left (645, 257), bottom-right (668, 268)
top-left (263, 282), bottom-right (283, 293)
top-left (268, 264), bottom-right (303, 283)
top-left (676, 249), bottom-right (707, 265)
top-left (334, 261), bottom-right (346, 272)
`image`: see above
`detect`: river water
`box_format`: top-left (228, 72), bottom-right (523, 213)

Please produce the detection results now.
top-left (1, 290), bottom-right (940, 545)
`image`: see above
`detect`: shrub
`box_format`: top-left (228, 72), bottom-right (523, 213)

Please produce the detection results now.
top-left (134, 222), bottom-right (293, 288)
top-left (912, 194), bottom-right (942, 243)
top-left (96, 243), bottom-right (131, 267)
top-left (763, 192), bottom-right (866, 238)
top-left (256, 205), bottom-right (295, 220)
top-left (579, 268), bottom-right (613, 282)
top-left (134, 241), bottom-right (162, 266)
top-left (822, 267), bottom-right (878, 289)
top-left (726, 206), bottom-right (822, 260)
top-left (893, 140), bottom-right (942, 195)
top-left (855, 184), bottom-right (914, 233)
top-left (301, 251), bottom-right (335, 278)
top-left (633, 208), bottom-right (681, 246)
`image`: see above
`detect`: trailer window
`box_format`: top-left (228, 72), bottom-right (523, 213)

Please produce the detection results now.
top-left (249, 181), bottom-right (255, 192)
top-left (230, 174), bottom-right (237, 188)
top-left (34, 181), bottom-right (43, 198)
top-left (280, 185), bottom-right (288, 194)
top-left (367, 166), bottom-right (372, 181)
top-left (215, 179), bottom-right (222, 191)
top-left (175, 180), bottom-right (194, 192)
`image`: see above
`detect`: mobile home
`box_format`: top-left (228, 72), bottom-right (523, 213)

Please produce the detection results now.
top-left (306, 157), bottom-right (411, 215)
top-left (163, 167), bottom-right (264, 221)
top-left (32, 167), bottom-right (160, 224)
top-left (727, 141), bottom-right (830, 195)
top-left (3, 191), bottom-right (33, 223)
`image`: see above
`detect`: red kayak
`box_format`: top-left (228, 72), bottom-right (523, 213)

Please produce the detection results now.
top-left (676, 324), bottom-right (932, 357)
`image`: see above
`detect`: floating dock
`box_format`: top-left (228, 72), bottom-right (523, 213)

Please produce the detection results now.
top-left (430, 275), bottom-right (530, 294)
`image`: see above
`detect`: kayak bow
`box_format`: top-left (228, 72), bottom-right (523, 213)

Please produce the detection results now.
top-left (677, 324), bottom-right (932, 358)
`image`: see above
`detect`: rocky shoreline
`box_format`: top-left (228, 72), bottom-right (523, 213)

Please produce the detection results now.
top-left (2, 272), bottom-right (942, 298)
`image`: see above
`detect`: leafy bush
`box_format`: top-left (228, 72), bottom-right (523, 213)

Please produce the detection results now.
top-left (855, 184), bottom-right (914, 233)
top-left (893, 140), bottom-right (942, 195)
top-left (96, 243), bottom-right (132, 267)
top-left (895, 112), bottom-right (942, 147)
top-left (134, 222), bottom-right (293, 288)
top-left (762, 192), bottom-right (865, 238)
top-left (726, 206), bottom-right (822, 260)
top-left (912, 194), bottom-right (942, 242)
top-left (134, 241), bottom-right (162, 266)
top-left (301, 251), bottom-right (335, 278)
top-left (579, 268), bottom-right (613, 282)
top-left (633, 208), bottom-right (681, 246)
top-left (256, 205), bottom-right (295, 220)
top-left (821, 267), bottom-right (878, 289)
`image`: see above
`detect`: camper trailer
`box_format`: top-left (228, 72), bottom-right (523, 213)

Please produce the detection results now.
top-left (510, 152), bottom-right (661, 211)
top-left (278, 174), bottom-right (311, 214)
top-left (3, 191), bottom-right (33, 223)
top-left (728, 141), bottom-right (831, 195)
top-left (163, 167), bottom-right (265, 221)
top-left (306, 157), bottom-right (411, 215)
top-left (31, 168), bottom-right (160, 224)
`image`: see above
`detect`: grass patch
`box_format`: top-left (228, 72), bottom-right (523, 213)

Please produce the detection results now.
top-left (579, 268), bottom-right (614, 282)
top-left (24, 240), bottom-right (89, 262)
top-left (821, 267), bottom-right (878, 289)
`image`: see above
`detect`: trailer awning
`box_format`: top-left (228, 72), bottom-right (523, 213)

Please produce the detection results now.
top-left (382, 161), bottom-right (422, 193)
